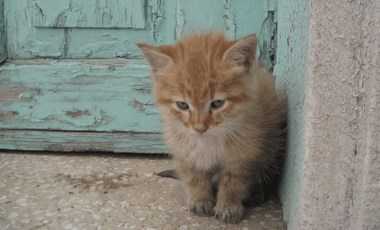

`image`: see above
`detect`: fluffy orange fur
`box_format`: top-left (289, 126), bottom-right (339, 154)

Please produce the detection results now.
top-left (138, 33), bottom-right (287, 223)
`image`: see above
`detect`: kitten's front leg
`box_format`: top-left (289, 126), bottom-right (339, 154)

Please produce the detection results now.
top-left (214, 171), bottom-right (250, 223)
top-left (177, 162), bottom-right (215, 217)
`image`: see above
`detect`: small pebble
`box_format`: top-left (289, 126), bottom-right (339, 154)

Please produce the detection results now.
top-left (64, 223), bottom-right (73, 229)
top-left (16, 197), bottom-right (27, 207)
top-left (8, 212), bottom-right (19, 219)
top-left (20, 218), bottom-right (30, 224)
top-left (179, 225), bottom-right (188, 230)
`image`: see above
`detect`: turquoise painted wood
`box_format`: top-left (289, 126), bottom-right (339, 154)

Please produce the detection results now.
top-left (4, 0), bottom-right (177, 59)
top-left (0, 130), bottom-right (167, 153)
top-left (0, 0), bottom-right (277, 153)
top-left (0, 0), bottom-right (6, 62)
top-left (0, 59), bottom-right (159, 132)
top-left (33, 0), bottom-right (147, 29)
top-left (4, 0), bottom-right (272, 59)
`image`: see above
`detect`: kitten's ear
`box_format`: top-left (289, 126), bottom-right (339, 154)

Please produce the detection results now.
top-left (137, 43), bottom-right (172, 75)
top-left (222, 34), bottom-right (257, 71)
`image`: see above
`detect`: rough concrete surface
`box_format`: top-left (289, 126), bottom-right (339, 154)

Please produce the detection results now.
top-left (275, 0), bottom-right (380, 229)
top-left (300, 0), bottom-right (380, 229)
top-left (274, 0), bottom-right (380, 229)
top-left (0, 152), bottom-right (285, 230)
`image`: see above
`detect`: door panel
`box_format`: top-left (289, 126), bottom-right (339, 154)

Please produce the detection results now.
top-left (0, 0), bottom-right (277, 153)
top-left (176, 0), bottom-right (226, 35)
top-left (4, 0), bottom-right (176, 59)
top-left (33, 0), bottom-right (147, 29)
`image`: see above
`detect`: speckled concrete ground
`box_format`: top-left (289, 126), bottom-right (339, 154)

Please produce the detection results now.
top-left (0, 152), bottom-right (285, 230)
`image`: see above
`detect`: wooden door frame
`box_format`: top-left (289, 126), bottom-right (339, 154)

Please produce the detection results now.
top-left (0, 0), bottom-right (6, 63)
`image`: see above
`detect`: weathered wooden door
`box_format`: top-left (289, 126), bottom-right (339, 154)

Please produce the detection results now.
top-left (0, 0), bottom-right (276, 153)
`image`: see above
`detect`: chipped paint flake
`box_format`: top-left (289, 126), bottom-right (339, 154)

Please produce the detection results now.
top-left (133, 99), bottom-right (146, 113)
top-left (0, 111), bottom-right (19, 121)
top-left (175, 0), bottom-right (185, 40)
top-left (224, 0), bottom-right (237, 38)
top-left (65, 110), bottom-right (91, 118)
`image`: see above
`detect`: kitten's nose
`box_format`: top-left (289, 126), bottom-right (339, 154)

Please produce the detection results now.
top-left (193, 125), bottom-right (208, 134)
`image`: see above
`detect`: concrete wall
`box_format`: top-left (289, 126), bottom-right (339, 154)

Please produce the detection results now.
top-left (275, 0), bottom-right (380, 229)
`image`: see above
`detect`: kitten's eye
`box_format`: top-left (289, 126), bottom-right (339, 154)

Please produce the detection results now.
top-left (176, 101), bottom-right (189, 111)
top-left (210, 100), bottom-right (225, 110)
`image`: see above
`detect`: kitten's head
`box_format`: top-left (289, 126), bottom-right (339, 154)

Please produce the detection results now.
top-left (138, 33), bottom-right (257, 136)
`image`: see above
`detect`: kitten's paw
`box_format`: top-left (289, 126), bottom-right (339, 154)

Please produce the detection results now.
top-left (214, 204), bottom-right (244, 223)
top-left (188, 200), bottom-right (215, 217)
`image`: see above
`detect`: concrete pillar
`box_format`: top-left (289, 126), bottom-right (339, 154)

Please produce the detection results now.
top-left (275, 0), bottom-right (380, 229)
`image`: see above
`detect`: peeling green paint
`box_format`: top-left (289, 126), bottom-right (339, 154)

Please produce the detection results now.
top-left (223, 0), bottom-right (236, 37)
top-left (4, 0), bottom-right (177, 59)
top-left (259, 10), bottom-right (277, 71)
top-left (0, 59), bottom-right (160, 132)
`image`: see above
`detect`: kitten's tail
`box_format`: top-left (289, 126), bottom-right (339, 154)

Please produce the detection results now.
top-left (155, 169), bottom-right (179, 179)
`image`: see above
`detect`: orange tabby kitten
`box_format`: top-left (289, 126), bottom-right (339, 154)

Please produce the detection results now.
top-left (138, 33), bottom-right (287, 223)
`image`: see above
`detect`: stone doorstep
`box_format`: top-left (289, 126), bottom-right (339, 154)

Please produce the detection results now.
top-left (0, 152), bottom-right (285, 230)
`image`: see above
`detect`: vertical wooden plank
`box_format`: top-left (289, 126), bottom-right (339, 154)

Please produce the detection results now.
top-left (0, 0), bottom-right (6, 62)
top-left (148, 0), bottom-right (176, 44)
top-left (176, 0), bottom-right (225, 37)
top-left (268, 0), bottom-right (277, 12)
top-left (230, 0), bottom-right (266, 38)
top-left (230, 0), bottom-right (277, 70)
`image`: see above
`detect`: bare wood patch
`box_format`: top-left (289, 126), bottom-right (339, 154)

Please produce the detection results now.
top-left (65, 110), bottom-right (91, 118)
top-left (0, 86), bottom-right (25, 104)
top-left (0, 111), bottom-right (19, 120)
top-left (133, 99), bottom-right (146, 112)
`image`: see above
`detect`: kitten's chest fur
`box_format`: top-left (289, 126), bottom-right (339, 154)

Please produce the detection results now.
top-left (169, 132), bottom-right (229, 170)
